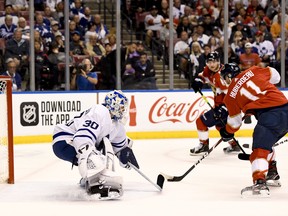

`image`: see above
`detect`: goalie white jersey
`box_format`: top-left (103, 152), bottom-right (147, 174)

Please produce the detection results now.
top-left (52, 104), bottom-right (128, 154)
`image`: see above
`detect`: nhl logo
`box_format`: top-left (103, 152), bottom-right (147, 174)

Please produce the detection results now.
top-left (20, 102), bottom-right (39, 126)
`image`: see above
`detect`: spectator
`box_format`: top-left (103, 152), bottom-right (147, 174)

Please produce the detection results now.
top-left (266, 0), bottom-right (280, 20)
top-left (45, 0), bottom-right (61, 13)
top-left (133, 52), bottom-right (157, 89)
top-left (176, 15), bottom-right (193, 38)
top-left (43, 6), bottom-right (59, 27)
top-left (230, 20), bottom-right (251, 43)
top-left (34, 0), bottom-right (45, 11)
top-left (252, 31), bottom-right (275, 67)
top-left (86, 33), bottom-right (106, 57)
top-left (47, 41), bottom-right (65, 90)
top-left (34, 13), bottom-right (51, 44)
top-left (230, 30), bottom-right (244, 54)
top-left (144, 5), bottom-right (164, 47)
top-left (6, 0), bottom-right (28, 13)
top-left (270, 12), bottom-right (288, 39)
top-left (54, 31), bottom-right (65, 52)
top-left (174, 31), bottom-right (190, 78)
top-left (79, 6), bottom-right (92, 31)
top-left (70, 15), bottom-right (85, 40)
top-left (158, 0), bottom-right (169, 19)
top-left (69, 31), bottom-right (88, 56)
top-left (5, 28), bottom-right (29, 79)
top-left (55, 1), bottom-right (65, 28)
top-left (34, 40), bottom-right (50, 90)
top-left (0, 5), bottom-right (18, 26)
top-left (239, 42), bottom-right (262, 71)
top-left (189, 41), bottom-right (201, 79)
top-left (259, 21), bottom-right (273, 42)
top-left (49, 20), bottom-right (63, 42)
top-left (84, 21), bottom-right (97, 43)
top-left (105, 33), bottom-right (116, 51)
top-left (173, 0), bottom-right (189, 23)
top-left (70, 58), bottom-right (98, 90)
top-left (194, 21), bottom-right (210, 46)
top-left (0, 15), bottom-right (17, 40)
top-left (197, 44), bottom-right (211, 74)
top-left (70, 0), bottom-right (84, 16)
top-left (228, 46), bottom-right (240, 64)
top-left (17, 17), bottom-right (30, 40)
top-left (93, 14), bottom-right (109, 42)
top-left (1, 58), bottom-right (21, 91)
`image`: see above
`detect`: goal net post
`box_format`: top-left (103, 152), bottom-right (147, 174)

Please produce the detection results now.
top-left (0, 76), bottom-right (14, 184)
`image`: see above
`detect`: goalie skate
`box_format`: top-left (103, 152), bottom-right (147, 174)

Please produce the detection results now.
top-left (241, 180), bottom-right (270, 198)
top-left (84, 169), bottom-right (123, 200)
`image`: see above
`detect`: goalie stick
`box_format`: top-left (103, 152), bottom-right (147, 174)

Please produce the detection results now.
top-left (161, 138), bottom-right (223, 182)
top-left (198, 90), bottom-right (249, 157)
top-left (238, 138), bottom-right (288, 161)
top-left (128, 162), bottom-right (164, 191)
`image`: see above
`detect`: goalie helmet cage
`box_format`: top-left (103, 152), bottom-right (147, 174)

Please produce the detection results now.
top-left (0, 76), bottom-right (14, 184)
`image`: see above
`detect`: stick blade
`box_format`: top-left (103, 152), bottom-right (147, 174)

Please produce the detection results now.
top-left (157, 174), bottom-right (165, 189)
top-left (160, 172), bottom-right (183, 182)
top-left (238, 153), bottom-right (250, 160)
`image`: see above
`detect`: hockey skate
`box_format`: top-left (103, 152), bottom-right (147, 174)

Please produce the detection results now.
top-left (266, 161), bottom-right (281, 187)
top-left (223, 140), bottom-right (240, 154)
top-left (190, 141), bottom-right (209, 155)
top-left (241, 179), bottom-right (270, 198)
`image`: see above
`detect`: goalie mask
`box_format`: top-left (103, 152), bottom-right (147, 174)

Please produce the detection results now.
top-left (103, 90), bottom-right (128, 121)
top-left (220, 63), bottom-right (241, 81)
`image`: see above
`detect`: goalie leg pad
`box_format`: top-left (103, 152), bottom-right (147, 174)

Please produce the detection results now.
top-left (78, 145), bottom-right (107, 178)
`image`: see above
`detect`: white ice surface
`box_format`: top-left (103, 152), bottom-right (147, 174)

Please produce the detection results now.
top-left (0, 137), bottom-right (288, 216)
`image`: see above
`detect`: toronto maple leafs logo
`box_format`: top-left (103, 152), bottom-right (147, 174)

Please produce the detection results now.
top-left (20, 102), bottom-right (39, 126)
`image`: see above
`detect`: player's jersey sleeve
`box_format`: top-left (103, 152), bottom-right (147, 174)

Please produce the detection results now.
top-left (224, 66), bottom-right (288, 133)
top-left (201, 66), bottom-right (228, 106)
top-left (109, 121), bottom-right (129, 154)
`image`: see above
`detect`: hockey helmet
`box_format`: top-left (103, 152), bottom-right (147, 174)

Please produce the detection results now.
top-left (206, 51), bottom-right (220, 63)
top-left (103, 90), bottom-right (128, 121)
top-left (220, 63), bottom-right (241, 80)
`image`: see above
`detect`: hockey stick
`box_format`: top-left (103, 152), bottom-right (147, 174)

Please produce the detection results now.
top-left (242, 138), bottom-right (288, 149)
top-left (161, 138), bottom-right (223, 182)
top-left (198, 90), bottom-right (248, 156)
top-left (238, 138), bottom-right (288, 161)
top-left (128, 162), bottom-right (164, 191)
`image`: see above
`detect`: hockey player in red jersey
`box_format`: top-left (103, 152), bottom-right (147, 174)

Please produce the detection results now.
top-left (190, 51), bottom-right (240, 155)
top-left (219, 63), bottom-right (288, 197)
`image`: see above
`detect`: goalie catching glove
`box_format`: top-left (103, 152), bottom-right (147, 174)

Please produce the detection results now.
top-left (116, 146), bottom-right (139, 170)
top-left (219, 127), bottom-right (234, 142)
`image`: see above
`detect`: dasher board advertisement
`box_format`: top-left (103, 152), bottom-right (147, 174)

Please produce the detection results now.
top-left (12, 90), bottom-right (265, 143)
top-left (99, 91), bottom-right (249, 131)
top-left (12, 92), bottom-right (97, 136)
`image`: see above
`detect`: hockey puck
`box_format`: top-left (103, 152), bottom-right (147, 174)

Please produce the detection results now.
top-left (242, 144), bottom-right (250, 148)
top-left (157, 174), bottom-right (165, 190)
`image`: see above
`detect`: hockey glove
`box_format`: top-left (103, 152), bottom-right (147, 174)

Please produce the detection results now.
top-left (117, 147), bottom-right (139, 170)
top-left (220, 127), bottom-right (234, 142)
top-left (213, 105), bottom-right (228, 120)
top-left (191, 77), bottom-right (203, 93)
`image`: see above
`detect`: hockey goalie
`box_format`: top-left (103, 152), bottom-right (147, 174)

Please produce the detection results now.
top-left (52, 90), bottom-right (139, 200)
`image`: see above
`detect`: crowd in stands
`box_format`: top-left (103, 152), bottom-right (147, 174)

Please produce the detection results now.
top-left (126, 0), bottom-right (288, 85)
top-left (0, 0), bottom-right (157, 91)
top-left (2, 0), bottom-right (288, 91)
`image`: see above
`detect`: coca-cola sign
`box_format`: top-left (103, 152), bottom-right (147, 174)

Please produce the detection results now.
top-left (149, 96), bottom-right (212, 123)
